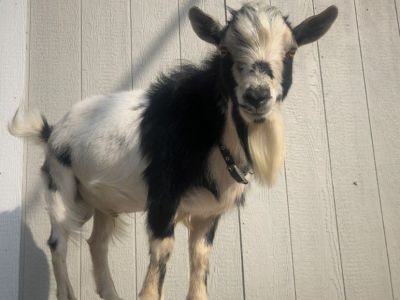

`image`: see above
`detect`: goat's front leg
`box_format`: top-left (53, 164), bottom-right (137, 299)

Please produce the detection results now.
top-left (139, 198), bottom-right (177, 300)
top-left (187, 216), bottom-right (219, 300)
top-left (139, 236), bottom-right (174, 300)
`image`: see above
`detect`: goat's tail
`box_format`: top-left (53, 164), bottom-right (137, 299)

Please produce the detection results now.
top-left (8, 107), bottom-right (52, 144)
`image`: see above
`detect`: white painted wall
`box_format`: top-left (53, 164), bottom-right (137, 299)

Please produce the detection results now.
top-left (0, 0), bottom-right (27, 299)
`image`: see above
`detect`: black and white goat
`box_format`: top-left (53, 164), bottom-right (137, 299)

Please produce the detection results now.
top-left (9, 2), bottom-right (338, 300)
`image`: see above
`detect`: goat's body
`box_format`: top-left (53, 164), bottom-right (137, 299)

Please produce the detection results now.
top-left (45, 85), bottom-right (248, 221)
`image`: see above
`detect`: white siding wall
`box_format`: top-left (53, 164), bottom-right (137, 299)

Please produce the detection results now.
top-left (0, 0), bottom-right (399, 299)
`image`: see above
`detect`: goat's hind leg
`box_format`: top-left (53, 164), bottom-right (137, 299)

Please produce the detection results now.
top-left (88, 209), bottom-right (122, 300)
top-left (43, 160), bottom-right (92, 300)
top-left (47, 218), bottom-right (76, 300)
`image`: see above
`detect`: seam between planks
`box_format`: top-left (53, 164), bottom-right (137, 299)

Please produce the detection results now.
top-left (311, 2), bottom-right (347, 299)
top-left (178, 0), bottom-right (183, 71)
top-left (393, 0), bottom-right (400, 35)
top-left (352, 1), bottom-right (395, 299)
top-left (237, 208), bottom-right (247, 300)
top-left (79, 0), bottom-right (84, 297)
top-left (19, 0), bottom-right (32, 298)
top-left (79, 0), bottom-right (83, 298)
top-left (129, 0), bottom-right (138, 297)
top-left (283, 161), bottom-right (297, 300)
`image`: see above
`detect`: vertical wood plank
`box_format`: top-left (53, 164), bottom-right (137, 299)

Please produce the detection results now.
top-left (179, 1), bottom-right (245, 299)
top-left (240, 179), bottom-right (295, 300)
top-left (395, 0), bottom-right (400, 35)
top-left (225, 1), bottom-right (295, 299)
top-left (131, 1), bottom-right (189, 299)
top-left (80, 0), bottom-right (135, 299)
top-left (355, 0), bottom-right (400, 298)
top-left (271, 0), bottom-right (345, 299)
top-left (23, 0), bottom-right (81, 299)
top-left (0, 0), bottom-right (27, 298)
top-left (315, 0), bottom-right (393, 299)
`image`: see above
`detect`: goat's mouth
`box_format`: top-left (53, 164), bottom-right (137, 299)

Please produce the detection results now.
top-left (239, 104), bottom-right (270, 123)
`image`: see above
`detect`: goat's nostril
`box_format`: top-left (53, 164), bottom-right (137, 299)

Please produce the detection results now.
top-left (244, 88), bottom-right (270, 108)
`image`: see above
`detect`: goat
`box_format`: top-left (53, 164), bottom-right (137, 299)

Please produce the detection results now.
top-left (9, 2), bottom-right (338, 300)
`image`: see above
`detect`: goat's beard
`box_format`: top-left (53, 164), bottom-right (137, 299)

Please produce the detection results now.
top-left (248, 107), bottom-right (284, 186)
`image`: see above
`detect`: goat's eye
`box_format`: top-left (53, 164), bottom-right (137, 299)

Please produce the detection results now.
top-left (237, 65), bottom-right (244, 72)
top-left (286, 48), bottom-right (297, 59)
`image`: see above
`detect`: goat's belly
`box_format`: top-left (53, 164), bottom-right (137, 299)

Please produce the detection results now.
top-left (78, 178), bottom-right (148, 214)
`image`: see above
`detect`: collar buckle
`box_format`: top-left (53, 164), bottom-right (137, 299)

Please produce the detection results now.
top-left (227, 164), bottom-right (249, 184)
top-left (219, 143), bottom-right (249, 185)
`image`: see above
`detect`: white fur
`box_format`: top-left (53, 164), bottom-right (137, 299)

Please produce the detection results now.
top-left (248, 106), bottom-right (284, 185)
top-left (8, 107), bottom-right (47, 144)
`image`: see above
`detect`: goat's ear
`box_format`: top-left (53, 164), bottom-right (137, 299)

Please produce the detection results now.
top-left (189, 6), bottom-right (222, 45)
top-left (293, 5), bottom-right (338, 46)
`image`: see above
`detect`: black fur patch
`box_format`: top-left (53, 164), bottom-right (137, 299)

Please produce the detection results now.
top-left (140, 54), bottom-right (234, 239)
top-left (205, 217), bottom-right (220, 245)
top-left (40, 115), bottom-right (53, 143)
top-left (53, 145), bottom-right (72, 167)
top-left (231, 102), bottom-right (252, 165)
top-left (47, 229), bottom-right (58, 251)
top-left (281, 56), bottom-right (294, 100)
top-left (253, 61), bottom-right (274, 78)
top-left (41, 161), bottom-right (56, 191)
top-left (158, 260), bottom-right (167, 296)
top-left (293, 6), bottom-right (338, 46)
top-left (196, 169), bottom-right (219, 199)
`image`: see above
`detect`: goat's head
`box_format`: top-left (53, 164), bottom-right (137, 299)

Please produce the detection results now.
top-left (189, 1), bottom-right (338, 124)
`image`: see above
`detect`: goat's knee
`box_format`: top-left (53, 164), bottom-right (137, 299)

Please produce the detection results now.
top-left (139, 237), bottom-right (174, 300)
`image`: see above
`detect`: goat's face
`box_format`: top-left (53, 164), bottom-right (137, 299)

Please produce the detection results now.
top-left (189, 1), bottom-right (338, 123)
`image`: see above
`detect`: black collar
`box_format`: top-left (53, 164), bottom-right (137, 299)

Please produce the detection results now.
top-left (218, 143), bottom-right (249, 184)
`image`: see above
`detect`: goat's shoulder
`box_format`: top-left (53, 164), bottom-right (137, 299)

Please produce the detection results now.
top-left (140, 63), bottom-right (227, 195)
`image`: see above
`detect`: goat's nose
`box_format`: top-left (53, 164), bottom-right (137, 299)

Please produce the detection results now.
top-left (243, 88), bottom-right (271, 108)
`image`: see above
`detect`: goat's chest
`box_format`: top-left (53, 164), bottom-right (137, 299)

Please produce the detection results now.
top-left (179, 148), bottom-right (250, 218)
